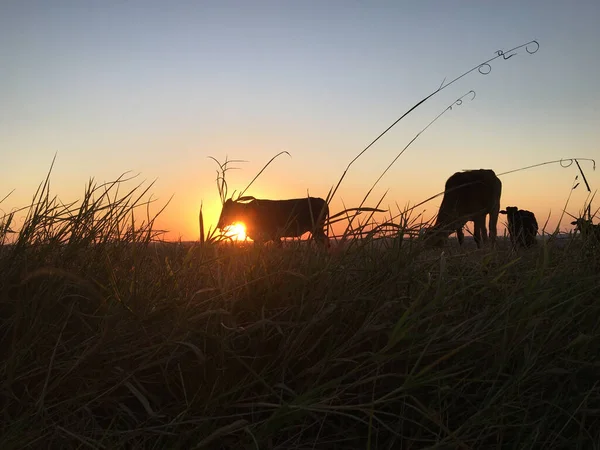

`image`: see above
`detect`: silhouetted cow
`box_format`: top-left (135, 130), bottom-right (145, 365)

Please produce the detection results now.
top-left (571, 218), bottom-right (600, 241)
top-left (500, 206), bottom-right (538, 248)
top-left (217, 196), bottom-right (329, 246)
top-left (424, 169), bottom-right (502, 249)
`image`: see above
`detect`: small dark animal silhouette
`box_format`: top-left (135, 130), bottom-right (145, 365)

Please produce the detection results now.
top-left (424, 169), bottom-right (502, 249)
top-left (500, 206), bottom-right (538, 248)
top-left (217, 196), bottom-right (329, 246)
top-left (571, 218), bottom-right (600, 241)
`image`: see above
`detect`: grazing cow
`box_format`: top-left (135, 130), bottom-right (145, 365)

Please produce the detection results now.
top-left (217, 196), bottom-right (329, 247)
top-left (571, 218), bottom-right (600, 241)
top-left (424, 169), bottom-right (502, 249)
top-left (500, 206), bottom-right (538, 248)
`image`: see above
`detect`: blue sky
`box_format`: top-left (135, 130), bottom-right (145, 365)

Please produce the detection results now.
top-left (1, 1), bottom-right (599, 240)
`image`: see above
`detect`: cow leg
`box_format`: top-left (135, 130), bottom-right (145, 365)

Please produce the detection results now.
top-left (313, 230), bottom-right (329, 248)
top-left (480, 217), bottom-right (489, 244)
top-left (509, 230), bottom-right (518, 251)
top-left (473, 220), bottom-right (482, 249)
top-left (488, 209), bottom-right (499, 245)
top-left (456, 228), bottom-right (465, 246)
top-left (473, 228), bottom-right (481, 248)
top-left (473, 216), bottom-right (488, 249)
top-left (252, 239), bottom-right (262, 248)
top-left (471, 220), bottom-right (481, 248)
top-left (518, 229), bottom-right (526, 248)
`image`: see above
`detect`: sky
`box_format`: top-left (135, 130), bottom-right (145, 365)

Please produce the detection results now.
top-left (1, 0), bottom-right (599, 241)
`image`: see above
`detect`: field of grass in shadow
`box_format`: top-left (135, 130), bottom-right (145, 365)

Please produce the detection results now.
top-left (4, 37), bottom-right (600, 449)
top-left (1, 173), bottom-right (599, 449)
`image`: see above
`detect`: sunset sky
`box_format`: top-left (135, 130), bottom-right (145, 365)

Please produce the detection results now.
top-left (2, 0), bottom-right (599, 241)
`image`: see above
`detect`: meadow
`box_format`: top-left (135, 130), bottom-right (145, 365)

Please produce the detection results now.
top-left (1, 166), bottom-right (600, 450)
top-left (3, 38), bottom-right (600, 449)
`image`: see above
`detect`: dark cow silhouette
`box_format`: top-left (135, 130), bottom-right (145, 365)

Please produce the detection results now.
top-left (424, 169), bottom-right (502, 249)
top-left (571, 218), bottom-right (600, 241)
top-left (217, 196), bottom-right (329, 246)
top-left (500, 206), bottom-right (538, 248)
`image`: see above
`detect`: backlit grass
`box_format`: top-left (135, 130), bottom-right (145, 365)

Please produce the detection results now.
top-left (1, 174), bottom-right (599, 449)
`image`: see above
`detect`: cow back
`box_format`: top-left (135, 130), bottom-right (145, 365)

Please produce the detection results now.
top-left (438, 169), bottom-right (502, 224)
top-left (245, 197), bottom-right (328, 239)
top-left (519, 210), bottom-right (539, 233)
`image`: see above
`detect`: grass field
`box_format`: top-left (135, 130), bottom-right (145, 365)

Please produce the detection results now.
top-left (2, 174), bottom-right (600, 450)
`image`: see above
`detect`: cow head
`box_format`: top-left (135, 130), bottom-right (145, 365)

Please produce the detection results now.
top-left (217, 199), bottom-right (248, 230)
top-left (571, 218), bottom-right (592, 231)
top-left (499, 206), bottom-right (518, 218)
top-left (421, 225), bottom-right (451, 248)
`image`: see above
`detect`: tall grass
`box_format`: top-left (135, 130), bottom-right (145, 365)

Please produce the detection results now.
top-left (4, 38), bottom-right (600, 449)
top-left (2, 170), bottom-right (600, 449)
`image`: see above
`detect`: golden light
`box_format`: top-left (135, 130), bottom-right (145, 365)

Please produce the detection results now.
top-left (223, 222), bottom-right (248, 241)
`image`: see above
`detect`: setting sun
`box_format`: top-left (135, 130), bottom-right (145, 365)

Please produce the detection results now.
top-left (223, 223), bottom-right (248, 241)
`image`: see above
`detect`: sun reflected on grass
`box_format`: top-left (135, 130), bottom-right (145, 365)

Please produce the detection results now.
top-left (223, 223), bottom-right (248, 241)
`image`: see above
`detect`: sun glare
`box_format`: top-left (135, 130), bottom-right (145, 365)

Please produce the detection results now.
top-left (224, 223), bottom-right (248, 241)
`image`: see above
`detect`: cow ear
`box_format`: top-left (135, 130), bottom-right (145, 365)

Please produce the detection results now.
top-left (499, 210), bottom-right (507, 215)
